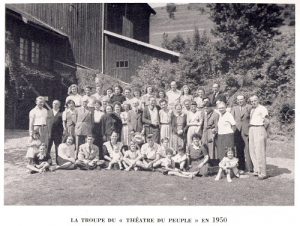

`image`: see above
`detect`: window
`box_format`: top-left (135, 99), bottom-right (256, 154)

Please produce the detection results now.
top-left (31, 41), bottom-right (40, 65)
top-left (116, 60), bottom-right (129, 68)
top-left (19, 37), bottom-right (29, 62)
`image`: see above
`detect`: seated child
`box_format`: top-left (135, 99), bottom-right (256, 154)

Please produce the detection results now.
top-left (172, 147), bottom-right (187, 171)
top-left (26, 143), bottom-right (51, 173)
top-left (159, 137), bottom-right (176, 158)
top-left (123, 141), bottom-right (142, 171)
top-left (153, 148), bottom-right (174, 169)
top-left (105, 146), bottom-right (124, 170)
top-left (215, 148), bottom-right (239, 183)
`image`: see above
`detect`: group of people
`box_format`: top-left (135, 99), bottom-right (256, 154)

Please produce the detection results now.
top-left (26, 81), bottom-right (269, 182)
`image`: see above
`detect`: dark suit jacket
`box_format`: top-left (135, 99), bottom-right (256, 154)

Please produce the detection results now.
top-left (209, 92), bottom-right (226, 106)
top-left (231, 104), bottom-right (251, 135)
top-left (47, 110), bottom-right (63, 138)
top-left (127, 108), bottom-right (143, 133)
top-left (142, 106), bottom-right (160, 127)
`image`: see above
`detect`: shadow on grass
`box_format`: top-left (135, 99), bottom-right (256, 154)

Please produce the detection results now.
top-left (267, 164), bottom-right (292, 178)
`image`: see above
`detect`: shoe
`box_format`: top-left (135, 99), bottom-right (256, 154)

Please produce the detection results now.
top-left (258, 176), bottom-right (268, 180)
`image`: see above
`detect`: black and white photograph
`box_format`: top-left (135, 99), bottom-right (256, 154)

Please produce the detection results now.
top-left (1, 0), bottom-right (298, 224)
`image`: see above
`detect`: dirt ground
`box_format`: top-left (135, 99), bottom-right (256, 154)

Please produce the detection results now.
top-left (4, 130), bottom-right (294, 205)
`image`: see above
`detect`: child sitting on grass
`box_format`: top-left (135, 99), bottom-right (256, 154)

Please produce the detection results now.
top-left (123, 141), bottom-right (142, 171)
top-left (105, 146), bottom-right (124, 170)
top-left (26, 143), bottom-right (51, 173)
top-left (215, 147), bottom-right (240, 182)
top-left (172, 147), bottom-right (188, 171)
top-left (154, 148), bottom-right (197, 179)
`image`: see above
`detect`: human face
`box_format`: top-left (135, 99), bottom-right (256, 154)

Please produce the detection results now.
top-left (160, 101), bottom-right (167, 110)
top-left (147, 137), bottom-right (154, 146)
top-left (68, 101), bottom-right (75, 110)
top-left (106, 105), bottom-right (113, 113)
top-left (66, 136), bottom-right (74, 145)
top-left (85, 88), bottom-right (92, 96)
top-left (170, 82), bottom-right (176, 91)
top-left (237, 96), bottom-right (245, 106)
top-left (150, 98), bottom-right (156, 107)
top-left (114, 86), bottom-right (121, 94)
top-left (71, 86), bottom-right (78, 94)
top-left (159, 91), bottom-right (165, 98)
top-left (212, 84), bottom-right (219, 93)
top-left (162, 139), bottom-right (169, 148)
top-left (36, 99), bottom-right (44, 108)
top-left (123, 104), bottom-right (130, 111)
top-left (250, 97), bottom-right (259, 108)
top-left (227, 150), bottom-right (234, 159)
top-left (198, 90), bottom-right (204, 97)
top-left (133, 91), bottom-right (140, 98)
top-left (191, 104), bottom-right (197, 112)
top-left (147, 87), bottom-right (153, 94)
top-left (86, 137), bottom-right (94, 145)
top-left (184, 102), bottom-right (190, 110)
top-left (130, 143), bottom-right (137, 152)
top-left (39, 145), bottom-right (47, 155)
top-left (111, 132), bottom-right (118, 143)
top-left (175, 105), bottom-right (182, 114)
top-left (95, 102), bottom-right (101, 110)
top-left (218, 104), bottom-right (226, 114)
top-left (124, 89), bottom-right (131, 98)
top-left (133, 101), bottom-right (139, 108)
top-left (52, 100), bottom-right (60, 110)
top-left (193, 137), bottom-right (200, 146)
top-left (183, 87), bottom-right (189, 95)
top-left (82, 100), bottom-right (88, 107)
top-left (107, 89), bottom-right (112, 96)
top-left (166, 153), bottom-right (172, 159)
top-left (114, 105), bottom-right (121, 114)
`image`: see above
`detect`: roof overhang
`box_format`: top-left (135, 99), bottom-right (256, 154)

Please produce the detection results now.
top-left (104, 30), bottom-right (180, 57)
top-left (146, 4), bottom-right (156, 15)
top-left (6, 5), bottom-right (68, 38)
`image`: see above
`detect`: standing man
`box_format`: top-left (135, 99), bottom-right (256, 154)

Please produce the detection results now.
top-left (83, 86), bottom-right (96, 112)
top-left (166, 81), bottom-right (181, 110)
top-left (231, 95), bottom-right (253, 173)
top-left (209, 83), bottom-right (225, 106)
top-left (47, 100), bottom-right (64, 163)
top-left (75, 96), bottom-right (93, 154)
top-left (142, 97), bottom-right (160, 143)
top-left (29, 96), bottom-right (49, 144)
top-left (249, 95), bottom-right (269, 180)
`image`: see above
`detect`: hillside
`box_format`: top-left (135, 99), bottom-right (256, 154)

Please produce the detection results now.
top-left (150, 3), bottom-right (295, 47)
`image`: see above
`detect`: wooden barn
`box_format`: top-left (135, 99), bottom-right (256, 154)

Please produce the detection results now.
top-left (5, 3), bottom-right (179, 129)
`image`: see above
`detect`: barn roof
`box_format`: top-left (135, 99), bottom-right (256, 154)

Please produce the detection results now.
top-left (145, 4), bottom-right (156, 15)
top-left (104, 30), bottom-right (180, 57)
top-left (6, 5), bottom-right (68, 38)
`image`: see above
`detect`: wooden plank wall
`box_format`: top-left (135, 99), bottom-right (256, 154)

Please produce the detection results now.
top-left (8, 3), bottom-right (103, 70)
top-left (105, 35), bottom-right (178, 83)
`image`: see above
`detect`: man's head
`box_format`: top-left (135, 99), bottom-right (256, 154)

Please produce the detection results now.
top-left (149, 97), bottom-right (156, 107)
top-left (81, 96), bottom-right (89, 107)
top-left (217, 101), bottom-right (226, 114)
top-left (114, 85), bottom-right (122, 95)
top-left (86, 135), bottom-right (94, 145)
top-left (212, 83), bottom-right (219, 93)
top-left (96, 86), bottom-right (102, 95)
top-left (84, 86), bottom-right (92, 96)
top-left (124, 88), bottom-right (131, 97)
top-left (236, 95), bottom-right (245, 106)
top-left (147, 134), bottom-right (155, 146)
top-left (250, 95), bottom-right (259, 108)
top-left (170, 81), bottom-right (177, 91)
top-left (36, 96), bottom-right (45, 108)
top-left (52, 100), bottom-right (61, 110)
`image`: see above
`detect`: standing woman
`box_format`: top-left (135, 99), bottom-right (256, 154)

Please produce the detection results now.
top-left (104, 87), bottom-right (113, 103)
top-left (62, 100), bottom-right (77, 137)
top-left (180, 85), bottom-right (193, 107)
top-left (159, 99), bottom-right (172, 141)
top-left (141, 85), bottom-right (155, 109)
top-left (92, 100), bottom-right (105, 158)
top-left (130, 88), bottom-right (143, 109)
top-left (156, 89), bottom-right (168, 107)
top-left (216, 101), bottom-right (236, 160)
top-left (186, 101), bottom-right (203, 147)
top-left (170, 103), bottom-right (187, 152)
top-left (194, 88), bottom-right (206, 110)
top-left (65, 84), bottom-right (82, 108)
top-left (120, 102), bottom-right (131, 146)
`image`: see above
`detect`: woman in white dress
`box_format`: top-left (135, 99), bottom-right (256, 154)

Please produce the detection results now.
top-left (65, 84), bottom-right (82, 108)
top-left (186, 101), bottom-right (204, 147)
top-left (158, 99), bottom-right (172, 141)
top-left (120, 102), bottom-right (130, 146)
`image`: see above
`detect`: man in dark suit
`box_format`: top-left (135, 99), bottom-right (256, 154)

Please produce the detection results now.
top-left (47, 100), bottom-right (63, 164)
top-left (231, 95), bottom-right (253, 172)
top-left (209, 83), bottom-right (226, 106)
top-left (127, 98), bottom-right (143, 140)
top-left (142, 97), bottom-right (160, 143)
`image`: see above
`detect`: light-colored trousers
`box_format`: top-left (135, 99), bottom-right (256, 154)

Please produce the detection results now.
top-left (33, 125), bottom-right (48, 145)
top-left (249, 126), bottom-right (267, 177)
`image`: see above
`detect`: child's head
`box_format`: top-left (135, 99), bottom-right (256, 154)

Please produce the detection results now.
top-left (129, 141), bottom-right (138, 152)
top-left (177, 147), bottom-right (186, 155)
top-left (161, 137), bottom-right (169, 148)
top-left (38, 143), bottom-right (47, 154)
top-left (165, 148), bottom-right (173, 159)
top-left (225, 148), bottom-right (235, 159)
top-left (192, 133), bottom-right (201, 146)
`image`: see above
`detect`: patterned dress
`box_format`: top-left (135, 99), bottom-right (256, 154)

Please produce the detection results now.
top-left (159, 109), bottom-right (172, 141)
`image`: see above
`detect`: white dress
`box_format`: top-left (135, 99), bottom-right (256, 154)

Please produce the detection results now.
top-left (186, 110), bottom-right (203, 146)
top-left (120, 111), bottom-right (130, 145)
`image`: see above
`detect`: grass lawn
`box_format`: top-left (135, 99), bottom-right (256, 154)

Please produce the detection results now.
top-left (4, 130), bottom-right (294, 205)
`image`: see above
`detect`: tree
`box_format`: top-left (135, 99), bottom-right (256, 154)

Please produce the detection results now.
top-left (161, 33), bottom-right (186, 53)
top-left (208, 3), bottom-right (284, 74)
top-left (192, 27), bottom-right (201, 50)
top-left (166, 3), bottom-right (176, 19)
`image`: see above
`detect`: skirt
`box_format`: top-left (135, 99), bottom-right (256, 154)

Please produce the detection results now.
top-left (216, 133), bottom-right (235, 160)
top-left (160, 124), bottom-right (170, 140)
top-left (121, 124), bottom-right (129, 146)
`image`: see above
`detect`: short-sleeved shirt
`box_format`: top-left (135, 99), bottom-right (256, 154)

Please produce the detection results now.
top-left (124, 150), bottom-right (141, 160)
top-left (250, 104), bottom-right (268, 126)
top-left (166, 90), bottom-right (181, 108)
top-left (141, 143), bottom-right (161, 160)
top-left (29, 107), bottom-right (48, 126)
top-left (217, 111), bottom-right (236, 135)
top-left (187, 143), bottom-right (208, 161)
